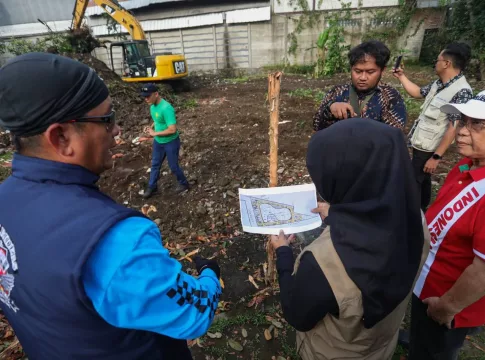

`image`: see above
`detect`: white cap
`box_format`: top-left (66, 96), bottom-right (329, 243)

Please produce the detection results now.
top-left (441, 90), bottom-right (485, 120)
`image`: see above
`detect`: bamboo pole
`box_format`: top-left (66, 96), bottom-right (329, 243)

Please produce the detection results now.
top-left (265, 71), bottom-right (282, 284)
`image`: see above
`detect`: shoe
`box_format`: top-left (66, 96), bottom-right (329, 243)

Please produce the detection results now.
top-left (174, 184), bottom-right (189, 194)
top-left (143, 187), bottom-right (158, 199)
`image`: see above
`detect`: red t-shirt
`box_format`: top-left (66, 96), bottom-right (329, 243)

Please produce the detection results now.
top-left (414, 158), bottom-right (485, 328)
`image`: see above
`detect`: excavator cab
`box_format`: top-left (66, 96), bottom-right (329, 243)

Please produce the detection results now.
top-left (110, 40), bottom-right (188, 84)
top-left (111, 40), bottom-right (154, 78)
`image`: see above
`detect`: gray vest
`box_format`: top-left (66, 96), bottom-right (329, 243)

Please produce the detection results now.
top-left (411, 76), bottom-right (471, 152)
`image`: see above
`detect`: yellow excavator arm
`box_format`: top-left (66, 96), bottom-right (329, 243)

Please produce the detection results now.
top-left (71, 0), bottom-right (146, 40)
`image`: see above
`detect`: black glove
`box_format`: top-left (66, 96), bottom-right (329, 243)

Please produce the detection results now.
top-left (194, 256), bottom-right (221, 279)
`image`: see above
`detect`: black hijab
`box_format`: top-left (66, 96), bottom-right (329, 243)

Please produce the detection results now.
top-left (306, 118), bottom-right (424, 328)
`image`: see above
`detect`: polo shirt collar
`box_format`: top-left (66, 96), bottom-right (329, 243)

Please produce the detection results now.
top-left (461, 158), bottom-right (485, 181)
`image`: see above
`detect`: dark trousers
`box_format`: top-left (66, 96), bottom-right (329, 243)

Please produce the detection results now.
top-left (148, 137), bottom-right (188, 189)
top-left (412, 148), bottom-right (433, 212)
top-left (157, 336), bottom-right (193, 359)
top-left (409, 295), bottom-right (475, 360)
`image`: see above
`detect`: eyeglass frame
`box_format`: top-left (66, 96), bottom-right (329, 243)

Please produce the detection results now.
top-left (456, 116), bottom-right (485, 133)
top-left (434, 59), bottom-right (450, 65)
top-left (66, 110), bottom-right (116, 131)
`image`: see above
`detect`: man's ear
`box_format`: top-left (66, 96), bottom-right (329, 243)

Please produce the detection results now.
top-left (44, 123), bottom-right (75, 157)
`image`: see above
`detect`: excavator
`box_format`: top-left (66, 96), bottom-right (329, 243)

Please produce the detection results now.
top-left (71, 0), bottom-right (189, 88)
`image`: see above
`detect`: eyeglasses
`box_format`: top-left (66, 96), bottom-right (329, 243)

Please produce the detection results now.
top-left (434, 59), bottom-right (449, 65)
top-left (68, 111), bottom-right (116, 131)
top-left (457, 117), bottom-right (485, 132)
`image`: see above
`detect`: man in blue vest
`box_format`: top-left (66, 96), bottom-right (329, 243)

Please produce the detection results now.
top-left (0, 52), bottom-right (221, 359)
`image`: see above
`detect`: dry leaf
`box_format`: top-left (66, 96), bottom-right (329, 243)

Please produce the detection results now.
top-left (271, 320), bottom-right (283, 329)
top-left (207, 332), bottom-right (222, 339)
top-left (141, 204), bottom-right (157, 216)
top-left (111, 153), bottom-right (124, 159)
top-left (187, 339), bottom-right (196, 347)
top-left (274, 328), bottom-right (279, 339)
top-left (242, 328), bottom-right (248, 338)
top-left (248, 275), bottom-right (259, 289)
top-left (228, 339), bottom-right (243, 352)
top-left (247, 294), bottom-right (265, 308)
top-left (219, 278), bottom-right (225, 289)
top-left (196, 338), bottom-right (204, 348)
top-left (264, 328), bottom-right (272, 341)
top-left (178, 248), bottom-right (200, 262)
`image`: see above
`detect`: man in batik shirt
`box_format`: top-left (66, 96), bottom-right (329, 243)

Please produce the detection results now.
top-left (313, 40), bottom-right (406, 131)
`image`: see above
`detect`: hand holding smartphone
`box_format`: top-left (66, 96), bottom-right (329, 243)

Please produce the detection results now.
top-left (393, 55), bottom-right (403, 72)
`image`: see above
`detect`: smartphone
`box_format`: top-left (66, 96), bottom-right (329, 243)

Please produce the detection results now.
top-left (394, 55), bottom-right (403, 71)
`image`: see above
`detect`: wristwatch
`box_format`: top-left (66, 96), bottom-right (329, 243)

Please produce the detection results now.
top-left (432, 153), bottom-right (442, 160)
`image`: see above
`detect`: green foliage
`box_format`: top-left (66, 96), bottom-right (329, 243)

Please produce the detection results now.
top-left (320, 5), bottom-right (351, 76)
top-left (3, 25), bottom-right (100, 57)
top-left (5, 33), bottom-right (76, 56)
top-left (226, 76), bottom-right (250, 84)
top-left (181, 98), bottom-right (198, 109)
top-left (363, 1), bottom-right (418, 54)
top-left (288, 88), bottom-right (314, 98)
top-left (420, 0), bottom-right (485, 66)
top-left (209, 311), bottom-right (269, 333)
top-left (283, 0), bottom-right (416, 77)
top-left (288, 88), bottom-right (326, 104)
top-left (5, 38), bottom-right (51, 56)
top-left (101, 13), bottom-right (128, 40)
top-left (263, 63), bottom-right (316, 75)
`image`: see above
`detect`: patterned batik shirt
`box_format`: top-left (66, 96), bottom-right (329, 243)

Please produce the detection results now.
top-left (420, 73), bottom-right (473, 123)
top-left (313, 83), bottom-right (406, 131)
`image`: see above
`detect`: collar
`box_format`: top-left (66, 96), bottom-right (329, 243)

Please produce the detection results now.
top-left (436, 72), bottom-right (463, 90)
top-left (460, 158), bottom-right (485, 181)
top-left (350, 83), bottom-right (382, 98)
top-left (12, 153), bottom-right (100, 187)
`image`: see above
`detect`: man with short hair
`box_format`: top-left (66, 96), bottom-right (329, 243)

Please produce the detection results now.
top-left (0, 53), bottom-right (221, 359)
top-left (393, 42), bottom-right (473, 211)
top-left (313, 40), bottom-right (407, 131)
top-left (141, 83), bottom-right (189, 198)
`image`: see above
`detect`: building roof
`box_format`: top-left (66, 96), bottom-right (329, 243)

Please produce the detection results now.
top-left (86, 0), bottom-right (187, 16)
top-left (0, 0), bottom-right (74, 26)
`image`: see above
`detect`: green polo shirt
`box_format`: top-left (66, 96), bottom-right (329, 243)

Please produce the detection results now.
top-left (150, 99), bottom-right (179, 144)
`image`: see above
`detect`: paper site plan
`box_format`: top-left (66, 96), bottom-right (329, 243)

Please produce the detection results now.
top-left (239, 184), bottom-right (322, 235)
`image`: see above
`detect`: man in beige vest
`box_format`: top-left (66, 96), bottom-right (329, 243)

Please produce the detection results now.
top-left (393, 42), bottom-right (473, 211)
top-left (270, 119), bottom-right (429, 360)
top-left (393, 43), bottom-right (473, 211)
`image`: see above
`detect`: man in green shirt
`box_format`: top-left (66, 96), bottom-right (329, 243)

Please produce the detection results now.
top-left (140, 84), bottom-right (189, 198)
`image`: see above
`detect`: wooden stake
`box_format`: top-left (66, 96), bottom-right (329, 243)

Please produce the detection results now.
top-left (266, 71), bottom-right (282, 284)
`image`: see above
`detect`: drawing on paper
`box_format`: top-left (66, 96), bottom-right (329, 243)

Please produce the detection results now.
top-left (248, 197), bottom-right (316, 227)
top-left (238, 184), bottom-right (322, 235)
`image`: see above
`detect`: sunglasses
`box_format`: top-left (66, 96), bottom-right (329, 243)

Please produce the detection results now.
top-left (68, 111), bottom-right (116, 131)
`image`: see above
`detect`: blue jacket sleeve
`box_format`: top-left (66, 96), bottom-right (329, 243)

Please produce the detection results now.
top-left (82, 216), bottom-right (222, 340)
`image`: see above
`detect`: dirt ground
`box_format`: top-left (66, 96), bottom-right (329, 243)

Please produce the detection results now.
top-left (1, 64), bottom-right (485, 359)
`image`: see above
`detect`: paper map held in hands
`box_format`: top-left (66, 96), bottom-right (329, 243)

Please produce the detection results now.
top-left (238, 184), bottom-right (322, 235)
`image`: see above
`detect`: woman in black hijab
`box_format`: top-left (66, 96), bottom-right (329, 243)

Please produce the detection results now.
top-left (270, 118), bottom-right (430, 360)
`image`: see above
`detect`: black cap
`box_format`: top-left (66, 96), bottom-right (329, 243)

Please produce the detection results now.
top-left (140, 83), bottom-right (158, 97)
top-left (0, 52), bottom-right (109, 137)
